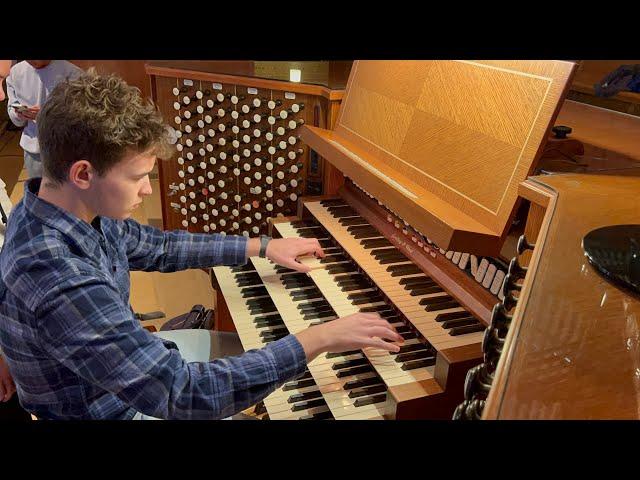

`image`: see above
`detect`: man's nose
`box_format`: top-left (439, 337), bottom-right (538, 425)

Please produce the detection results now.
top-left (140, 177), bottom-right (153, 196)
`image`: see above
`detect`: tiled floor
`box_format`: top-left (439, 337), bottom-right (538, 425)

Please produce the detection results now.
top-left (0, 123), bottom-right (216, 331)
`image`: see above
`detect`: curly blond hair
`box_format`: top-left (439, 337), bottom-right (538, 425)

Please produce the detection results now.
top-left (38, 67), bottom-right (173, 184)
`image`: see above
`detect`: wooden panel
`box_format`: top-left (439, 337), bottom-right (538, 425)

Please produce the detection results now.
top-left (555, 100), bottom-right (640, 162)
top-left (400, 109), bottom-right (521, 213)
top-left (146, 65), bottom-right (343, 101)
top-left (484, 173), bottom-right (640, 419)
top-left (305, 60), bottom-right (576, 254)
top-left (323, 100), bottom-right (345, 195)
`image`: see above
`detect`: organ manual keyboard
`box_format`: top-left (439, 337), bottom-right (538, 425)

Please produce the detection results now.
top-left (210, 60), bottom-right (595, 419)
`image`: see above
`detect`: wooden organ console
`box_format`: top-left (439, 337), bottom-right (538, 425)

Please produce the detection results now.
top-left (146, 63), bottom-right (345, 236)
top-left (209, 60), bottom-right (640, 420)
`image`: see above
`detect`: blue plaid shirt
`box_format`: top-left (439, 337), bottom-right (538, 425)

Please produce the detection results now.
top-left (0, 179), bottom-right (307, 420)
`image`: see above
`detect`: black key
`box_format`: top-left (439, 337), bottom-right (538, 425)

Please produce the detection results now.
top-left (320, 254), bottom-right (349, 264)
top-left (328, 207), bottom-right (358, 218)
top-left (262, 332), bottom-right (289, 342)
top-left (260, 327), bottom-right (289, 338)
top-left (320, 199), bottom-right (347, 207)
top-left (234, 272), bottom-right (261, 281)
top-left (253, 313), bottom-right (282, 323)
top-left (372, 249), bottom-right (404, 260)
top-left (349, 293), bottom-right (385, 305)
top-left (254, 320), bottom-right (284, 329)
top-left (299, 410), bottom-right (334, 420)
top-left (403, 279), bottom-right (438, 290)
top-left (290, 220), bottom-right (319, 228)
top-left (441, 317), bottom-right (480, 329)
top-left (409, 285), bottom-right (444, 296)
top-left (282, 276), bottom-right (315, 285)
top-left (371, 247), bottom-right (399, 256)
top-left (299, 306), bottom-right (334, 317)
top-left (401, 358), bottom-right (437, 370)
top-left (248, 306), bottom-right (278, 315)
top-left (378, 255), bottom-right (410, 265)
top-left (332, 357), bottom-right (369, 371)
top-left (346, 289), bottom-right (378, 300)
top-left (420, 295), bottom-right (460, 311)
top-left (298, 229), bottom-right (328, 239)
top-left (397, 343), bottom-right (430, 354)
top-left (336, 275), bottom-right (366, 285)
top-left (230, 263), bottom-right (255, 273)
top-left (399, 330), bottom-right (419, 340)
top-left (327, 265), bottom-right (357, 275)
top-left (434, 311), bottom-right (473, 322)
top-left (330, 208), bottom-right (358, 218)
top-left (300, 308), bottom-right (336, 319)
top-left (297, 300), bottom-right (332, 311)
top-left (245, 298), bottom-right (275, 308)
top-left (326, 350), bottom-right (361, 359)
top-left (241, 287), bottom-right (268, 298)
top-left (374, 251), bottom-right (406, 260)
top-left (287, 389), bottom-right (324, 403)
top-left (353, 231), bottom-right (382, 240)
top-left (283, 281), bottom-right (315, 290)
top-left (449, 324), bottom-right (486, 336)
top-left (395, 350), bottom-right (435, 363)
top-left (340, 282), bottom-right (372, 292)
top-left (336, 365), bottom-right (373, 378)
top-left (303, 311), bottom-right (338, 321)
top-left (386, 264), bottom-right (423, 276)
top-left (359, 305), bottom-right (391, 313)
top-left (290, 290), bottom-right (323, 301)
top-left (343, 376), bottom-right (382, 390)
top-left (319, 239), bottom-right (334, 249)
top-left (394, 325), bottom-right (412, 334)
top-left (236, 280), bottom-right (262, 288)
top-left (254, 317), bottom-right (284, 328)
top-left (361, 238), bottom-right (392, 249)
top-left (399, 275), bottom-right (431, 286)
top-left (274, 267), bottom-right (296, 274)
top-left (347, 225), bottom-right (378, 234)
top-left (339, 217), bottom-right (368, 226)
top-left (291, 398), bottom-right (326, 412)
top-left (348, 384), bottom-right (387, 399)
top-left (354, 393), bottom-right (387, 407)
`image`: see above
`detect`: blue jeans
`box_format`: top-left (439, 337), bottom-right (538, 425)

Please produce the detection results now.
top-left (23, 151), bottom-right (43, 179)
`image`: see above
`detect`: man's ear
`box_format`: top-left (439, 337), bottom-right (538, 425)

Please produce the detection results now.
top-left (68, 160), bottom-right (95, 190)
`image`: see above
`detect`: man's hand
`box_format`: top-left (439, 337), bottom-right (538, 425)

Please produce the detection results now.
top-left (295, 312), bottom-right (404, 363)
top-left (0, 355), bottom-right (16, 402)
top-left (17, 105), bottom-right (40, 122)
top-left (266, 237), bottom-right (325, 273)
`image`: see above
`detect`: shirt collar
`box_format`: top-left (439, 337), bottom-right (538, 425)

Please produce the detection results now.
top-left (23, 178), bottom-right (106, 253)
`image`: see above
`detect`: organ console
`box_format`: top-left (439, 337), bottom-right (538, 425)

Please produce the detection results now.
top-left (205, 60), bottom-right (640, 420)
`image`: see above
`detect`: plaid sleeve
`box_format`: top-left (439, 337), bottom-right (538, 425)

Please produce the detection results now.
top-left (119, 219), bottom-right (248, 272)
top-left (36, 268), bottom-right (308, 420)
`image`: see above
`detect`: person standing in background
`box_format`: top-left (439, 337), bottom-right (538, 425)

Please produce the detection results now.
top-left (0, 59), bottom-right (31, 420)
top-left (6, 60), bottom-right (83, 179)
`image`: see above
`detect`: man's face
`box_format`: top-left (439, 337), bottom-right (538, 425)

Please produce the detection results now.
top-left (88, 150), bottom-right (155, 220)
top-left (27, 60), bottom-right (52, 69)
